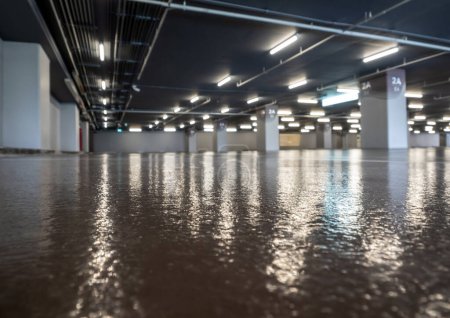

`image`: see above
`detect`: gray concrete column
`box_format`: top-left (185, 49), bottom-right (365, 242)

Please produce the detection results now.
top-left (2, 41), bottom-right (51, 150)
top-left (59, 103), bottom-right (80, 152)
top-left (214, 120), bottom-right (227, 152)
top-left (81, 121), bottom-right (90, 152)
top-left (360, 69), bottom-right (408, 149)
top-left (0, 37), bottom-right (3, 148)
top-left (316, 123), bottom-right (332, 149)
top-left (257, 105), bottom-right (279, 152)
top-left (185, 129), bottom-right (197, 153)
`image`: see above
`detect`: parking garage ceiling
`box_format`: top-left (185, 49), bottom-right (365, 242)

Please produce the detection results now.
top-left (3, 0), bottom-right (450, 131)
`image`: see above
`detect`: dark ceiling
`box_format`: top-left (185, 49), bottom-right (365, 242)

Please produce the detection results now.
top-left (2, 0), bottom-right (450, 132)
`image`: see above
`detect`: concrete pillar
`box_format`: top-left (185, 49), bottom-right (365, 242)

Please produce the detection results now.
top-left (81, 121), bottom-right (90, 152)
top-left (213, 120), bottom-right (227, 152)
top-left (185, 129), bottom-right (197, 153)
top-left (317, 123), bottom-right (332, 149)
top-left (440, 133), bottom-right (450, 147)
top-left (257, 104), bottom-right (279, 152)
top-left (60, 103), bottom-right (80, 152)
top-left (2, 41), bottom-right (51, 150)
top-left (360, 69), bottom-right (408, 149)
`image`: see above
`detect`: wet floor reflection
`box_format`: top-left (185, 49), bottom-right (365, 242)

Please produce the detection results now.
top-left (0, 149), bottom-right (450, 317)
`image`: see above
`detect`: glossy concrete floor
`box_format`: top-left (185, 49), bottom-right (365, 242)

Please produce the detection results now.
top-left (0, 149), bottom-right (449, 318)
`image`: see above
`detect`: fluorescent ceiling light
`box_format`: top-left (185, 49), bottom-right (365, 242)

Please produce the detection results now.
top-left (129, 128), bottom-right (142, 132)
top-left (298, 98), bottom-right (318, 104)
top-left (427, 121), bottom-right (436, 126)
top-left (278, 125), bottom-right (285, 130)
top-left (428, 131), bottom-right (435, 134)
top-left (247, 97), bottom-right (259, 104)
top-left (154, 120), bottom-right (160, 125)
top-left (117, 128), bottom-right (123, 133)
top-left (300, 129), bottom-right (310, 133)
top-left (252, 122), bottom-right (257, 127)
top-left (204, 128), bottom-right (214, 132)
top-left (317, 117), bottom-right (330, 123)
top-left (414, 130), bottom-right (420, 134)
top-left (253, 128), bottom-right (257, 132)
top-left (349, 129), bottom-right (358, 134)
top-left (174, 107), bottom-right (181, 113)
top-left (103, 117), bottom-right (108, 121)
top-left (164, 127), bottom-right (176, 132)
top-left (322, 93), bottom-right (359, 107)
top-left (190, 120), bottom-right (196, 125)
top-left (408, 103), bottom-right (423, 110)
top-left (226, 127), bottom-right (237, 132)
top-left (103, 122), bottom-right (107, 128)
top-left (425, 126), bottom-right (434, 131)
top-left (204, 124), bottom-right (214, 129)
top-left (280, 117), bottom-right (295, 122)
top-left (350, 124), bottom-right (361, 129)
top-left (102, 98), bottom-right (107, 105)
top-left (250, 116), bottom-right (257, 121)
top-left (337, 88), bottom-right (360, 94)
top-left (363, 47), bottom-right (399, 63)
top-left (221, 107), bottom-right (230, 113)
top-left (333, 126), bottom-right (343, 131)
top-left (444, 127), bottom-right (450, 132)
top-left (288, 79), bottom-right (308, 90)
top-left (409, 127), bottom-right (413, 132)
top-left (190, 96), bottom-right (200, 103)
top-left (240, 124), bottom-right (252, 130)
top-left (203, 114), bottom-right (210, 120)
top-left (103, 110), bottom-right (107, 115)
top-left (310, 110), bottom-right (325, 117)
top-left (288, 122), bottom-right (300, 128)
top-left (217, 76), bottom-right (232, 87)
top-left (405, 92), bottom-right (423, 99)
top-left (442, 117), bottom-right (450, 121)
top-left (101, 80), bottom-right (106, 90)
top-left (408, 121), bottom-right (414, 125)
top-left (350, 112), bottom-right (362, 118)
top-left (278, 110), bottom-right (292, 116)
top-left (99, 43), bottom-right (105, 61)
top-left (270, 34), bottom-right (299, 55)
top-left (179, 124), bottom-right (185, 129)
top-left (148, 124), bottom-right (153, 129)
top-left (414, 115), bottom-right (426, 121)
top-left (162, 114), bottom-right (168, 120)
top-left (305, 125), bottom-right (315, 130)
top-left (347, 119), bottom-right (359, 124)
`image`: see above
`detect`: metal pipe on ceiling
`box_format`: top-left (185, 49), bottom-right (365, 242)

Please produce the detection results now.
top-left (131, 0), bottom-right (450, 52)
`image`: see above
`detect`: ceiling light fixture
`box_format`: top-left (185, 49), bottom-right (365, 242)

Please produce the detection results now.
top-left (101, 80), bottom-right (106, 90)
top-left (174, 107), bottom-right (181, 113)
top-left (179, 124), bottom-right (185, 129)
top-left (427, 121), bottom-right (436, 126)
top-left (298, 98), bottom-right (318, 104)
top-left (278, 125), bottom-right (285, 130)
top-left (278, 110), bottom-right (292, 116)
top-left (333, 126), bottom-right (343, 131)
top-left (414, 115), bottom-right (426, 121)
top-left (129, 128), bottom-right (142, 132)
top-left (300, 129), bottom-right (310, 133)
top-left (226, 127), bottom-right (237, 132)
top-left (405, 92), bottom-right (423, 99)
top-left (247, 97), bottom-right (259, 104)
top-left (317, 117), bottom-right (330, 123)
top-left (337, 88), bottom-right (360, 94)
top-left (103, 110), bottom-right (107, 115)
top-left (162, 114), bottom-right (168, 120)
top-left (217, 76), bottom-right (232, 87)
top-left (288, 122), bottom-right (300, 128)
top-left (164, 127), bottom-right (176, 132)
top-left (190, 120), bottom-right (196, 125)
top-left (347, 119), bottom-right (359, 124)
top-left (204, 128), bottom-right (214, 132)
top-left (350, 111), bottom-right (362, 118)
top-left (221, 107), bottom-right (230, 113)
top-left (305, 125), bottom-right (316, 130)
top-left (240, 124), bottom-right (252, 130)
top-left (102, 98), bottom-right (107, 105)
top-left (280, 117), bottom-right (295, 122)
top-left (408, 103), bottom-right (424, 110)
top-left (204, 124), bottom-right (214, 129)
top-left (148, 124), bottom-right (153, 129)
top-left (99, 43), bottom-right (105, 62)
top-left (203, 114), bottom-right (210, 120)
top-left (288, 79), bottom-right (308, 90)
top-left (363, 47), bottom-right (399, 63)
top-left (310, 110), bottom-right (325, 117)
top-left (270, 34), bottom-right (299, 55)
top-left (154, 120), bottom-right (160, 125)
top-left (349, 129), bottom-right (358, 134)
top-left (250, 116), bottom-right (257, 121)
top-left (322, 93), bottom-right (359, 107)
top-left (190, 96), bottom-right (200, 103)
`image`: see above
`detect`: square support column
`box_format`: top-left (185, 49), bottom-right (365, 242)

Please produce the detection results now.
top-left (185, 129), bottom-right (197, 153)
top-left (360, 69), bottom-right (408, 149)
top-left (316, 123), bottom-right (332, 149)
top-left (257, 104), bottom-right (279, 152)
top-left (59, 103), bottom-right (80, 152)
top-left (214, 120), bottom-right (227, 152)
top-left (80, 121), bottom-right (90, 152)
top-left (2, 41), bottom-right (51, 150)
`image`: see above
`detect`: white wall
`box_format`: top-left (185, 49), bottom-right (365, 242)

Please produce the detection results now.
top-left (197, 132), bottom-right (257, 151)
top-left (94, 131), bottom-right (186, 153)
top-left (409, 133), bottom-right (440, 148)
top-left (49, 97), bottom-right (61, 151)
top-left (197, 132), bottom-right (214, 151)
top-left (299, 133), bottom-right (317, 149)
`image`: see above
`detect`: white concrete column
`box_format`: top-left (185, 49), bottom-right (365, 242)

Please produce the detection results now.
top-left (80, 121), bottom-right (90, 152)
top-left (360, 69), bottom-right (408, 149)
top-left (59, 103), bottom-right (80, 152)
top-left (185, 129), bottom-right (197, 153)
top-left (316, 123), bottom-right (332, 149)
top-left (257, 104), bottom-right (279, 152)
top-left (2, 41), bottom-right (51, 150)
top-left (214, 120), bottom-right (227, 152)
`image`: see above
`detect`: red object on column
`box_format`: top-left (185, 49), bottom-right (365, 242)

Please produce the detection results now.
top-left (79, 128), bottom-right (83, 151)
